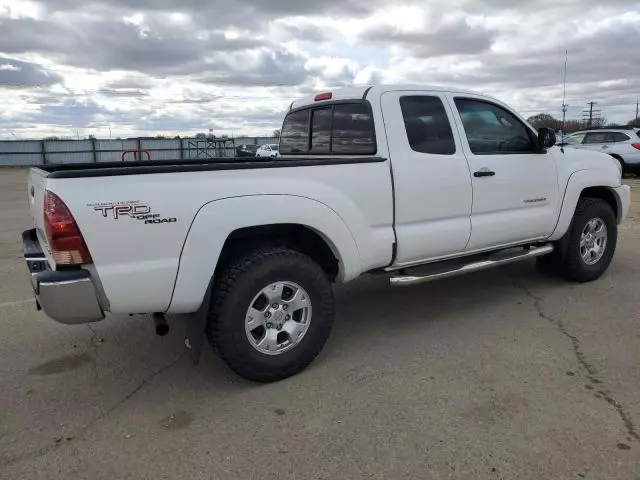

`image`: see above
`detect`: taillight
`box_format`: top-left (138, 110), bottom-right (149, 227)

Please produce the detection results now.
top-left (632, 143), bottom-right (640, 151)
top-left (44, 190), bottom-right (92, 266)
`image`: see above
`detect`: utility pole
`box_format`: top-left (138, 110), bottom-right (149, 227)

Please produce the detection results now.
top-left (635, 97), bottom-right (639, 125)
top-left (582, 101), bottom-right (601, 128)
top-left (561, 50), bottom-right (568, 135)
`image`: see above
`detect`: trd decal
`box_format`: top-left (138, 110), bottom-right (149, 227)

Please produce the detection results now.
top-left (94, 203), bottom-right (151, 219)
top-left (89, 201), bottom-right (177, 224)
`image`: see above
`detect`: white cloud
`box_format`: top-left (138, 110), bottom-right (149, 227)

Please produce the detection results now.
top-left (0, 0), bottom-right (639, 138)
top-left (0, 63), bottom-right (21, 71)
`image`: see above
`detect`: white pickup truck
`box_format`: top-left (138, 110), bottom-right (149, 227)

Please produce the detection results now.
top-left (23, 85), bottom-right (630, 381)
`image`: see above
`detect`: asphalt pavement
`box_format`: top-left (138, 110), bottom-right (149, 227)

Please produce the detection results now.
top-left (1, 168), bottom-right (639, 479)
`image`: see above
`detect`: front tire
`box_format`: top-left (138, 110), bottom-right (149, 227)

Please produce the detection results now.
top-left (206, 248), bottom-right (335, 382)
top-left (558, 198), bottom-right (617, 282)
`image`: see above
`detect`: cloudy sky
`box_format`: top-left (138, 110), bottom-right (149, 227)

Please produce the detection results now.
top-left (1, 0), bottom-right (639, 139)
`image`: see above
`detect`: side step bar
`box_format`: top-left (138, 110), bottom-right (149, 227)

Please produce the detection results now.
top-left (390, 244), bottom-right (554, 287)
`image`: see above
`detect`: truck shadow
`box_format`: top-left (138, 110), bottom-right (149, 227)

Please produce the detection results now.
top-left (188, 259), bottom-right (570, 383)
top-left (322, 260), bottom-right (567, 359)
top-left (24, 260), bottom-right (569, 390)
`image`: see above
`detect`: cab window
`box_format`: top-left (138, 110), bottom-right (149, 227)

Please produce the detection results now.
top-left (280, 102), bottom-right (376, 155)
top-left (454, 98), bottom-right (535, 154)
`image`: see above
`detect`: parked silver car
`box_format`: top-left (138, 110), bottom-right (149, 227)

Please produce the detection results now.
top-left (559, 127), bottom-right (640, 174)
top-left (256, 144), bottom-right (280, 158)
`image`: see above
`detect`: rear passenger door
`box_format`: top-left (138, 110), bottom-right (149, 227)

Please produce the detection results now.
top-left (381, 91), bottom-right (473, 266)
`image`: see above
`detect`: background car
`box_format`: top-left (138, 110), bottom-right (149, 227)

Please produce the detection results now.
top-left (559, 126), bottom-right (640, 174)
top-left (236, 145), bottom-right (259, 157)
top-left (256, 144), bottom-right (280, 158)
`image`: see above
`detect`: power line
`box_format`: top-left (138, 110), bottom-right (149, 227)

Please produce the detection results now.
top-left (582, 101), bottom-right (602, 128)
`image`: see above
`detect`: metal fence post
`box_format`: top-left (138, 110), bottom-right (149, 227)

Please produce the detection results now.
top-left (41, 140), bottom-right (47, 165)
top-left (91, 138), bottom-right (97, 162)
top-left (179, 137), bottom-right (184, 159)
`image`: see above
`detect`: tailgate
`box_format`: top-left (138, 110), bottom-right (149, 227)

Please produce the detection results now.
top-left (27, 168), bottom-right (51, 253)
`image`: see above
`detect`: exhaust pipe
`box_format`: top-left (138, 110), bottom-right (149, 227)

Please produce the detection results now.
top-left (153, 313), bottom-right (169, 336)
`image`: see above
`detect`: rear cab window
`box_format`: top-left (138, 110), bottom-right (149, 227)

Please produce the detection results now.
top-left (280, 102), bottom-right (376, 155)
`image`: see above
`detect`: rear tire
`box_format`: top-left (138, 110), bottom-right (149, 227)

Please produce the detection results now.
top-left (206, 247), bottom-right (335, 382)
top-left (539, 198), bottom-right (617, 282)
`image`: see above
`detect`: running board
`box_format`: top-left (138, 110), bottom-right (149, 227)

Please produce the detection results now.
top-left (390, 244), bottom-right (554, 287)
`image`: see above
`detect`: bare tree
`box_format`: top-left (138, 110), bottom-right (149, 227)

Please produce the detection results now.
top-left (526, 113), bottom-right (559, 130)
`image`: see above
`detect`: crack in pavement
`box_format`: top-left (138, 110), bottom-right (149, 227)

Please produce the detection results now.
top-left (519, 282), bottom-right (640, 443)
top-left (78, 352), bottom-right (185, 435)
top-left (0, 352), bottom-right (185, 468)
top-left (87, 324), bottom-right (100, 383)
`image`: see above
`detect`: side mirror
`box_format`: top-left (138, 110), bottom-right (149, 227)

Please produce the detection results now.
top-left (538, 127), bottom-right (557, 151)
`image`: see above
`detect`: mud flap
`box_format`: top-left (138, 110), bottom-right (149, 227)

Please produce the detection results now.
top-left (184, 280), bottom-right (213, 364)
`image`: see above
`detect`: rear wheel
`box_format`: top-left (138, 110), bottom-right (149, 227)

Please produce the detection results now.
top-left (206, 247), bottom-right (335, 382)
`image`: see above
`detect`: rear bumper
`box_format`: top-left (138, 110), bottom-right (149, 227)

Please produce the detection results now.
top-left (22, 229), bottom-right (104, 325)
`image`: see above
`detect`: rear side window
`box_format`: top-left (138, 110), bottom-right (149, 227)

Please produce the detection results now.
top-left (609, 132), bottom-right (630, 142)
top-left (399, 96), bottom-right (455, 155)
top-left (280, 109), bottom-right (309, 154)
top-left (279, 102), bottom-right (376, 155)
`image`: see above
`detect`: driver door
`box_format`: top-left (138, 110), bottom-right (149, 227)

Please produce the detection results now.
top-left (446, 94), bottom-right (560, 250)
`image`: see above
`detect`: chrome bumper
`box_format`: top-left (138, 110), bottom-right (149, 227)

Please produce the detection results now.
top-left (22, 229), bottom-right (104, 325)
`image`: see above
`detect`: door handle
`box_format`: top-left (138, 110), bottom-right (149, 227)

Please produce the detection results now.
top-left (473, 169), bottom-right (495, 178)
top-left (601, 145), bottom-right (609, 149)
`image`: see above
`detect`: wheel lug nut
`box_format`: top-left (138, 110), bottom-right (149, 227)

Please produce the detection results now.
top-left (272, 303), bottom-right (279, 309)
top-left (285, 315), bottom-right (290, 320)
top-left (265, 312), bottom-right (271, 318)
top-left (266, 323), bottom-right (272, 328)
top-left (282, 305), bottom-right (288, 310)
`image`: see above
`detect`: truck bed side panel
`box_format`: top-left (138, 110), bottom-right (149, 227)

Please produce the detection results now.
top-left (43, 160), bottom-right (394, 314)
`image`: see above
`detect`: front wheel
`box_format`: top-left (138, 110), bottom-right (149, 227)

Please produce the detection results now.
top-left (551, 197), bottom-right (618, 282)
top-left (206, 248), bottom-right (335, 382)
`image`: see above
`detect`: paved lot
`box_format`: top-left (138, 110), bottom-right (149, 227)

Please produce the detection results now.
top-left (1, 168), bottom-right (639, 479)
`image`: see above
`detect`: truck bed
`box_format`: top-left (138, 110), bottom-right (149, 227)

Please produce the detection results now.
top-left (38, 157), bottom-right (386, 179)
top-left (28, 154), bottom-right (396, 314)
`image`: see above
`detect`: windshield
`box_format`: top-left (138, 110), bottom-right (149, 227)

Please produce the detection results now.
top-left (564, 133), bottom-right (586, 145)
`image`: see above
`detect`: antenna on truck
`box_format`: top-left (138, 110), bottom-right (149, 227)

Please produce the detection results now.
top-left (560, 49), bottom-right (568, 154)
